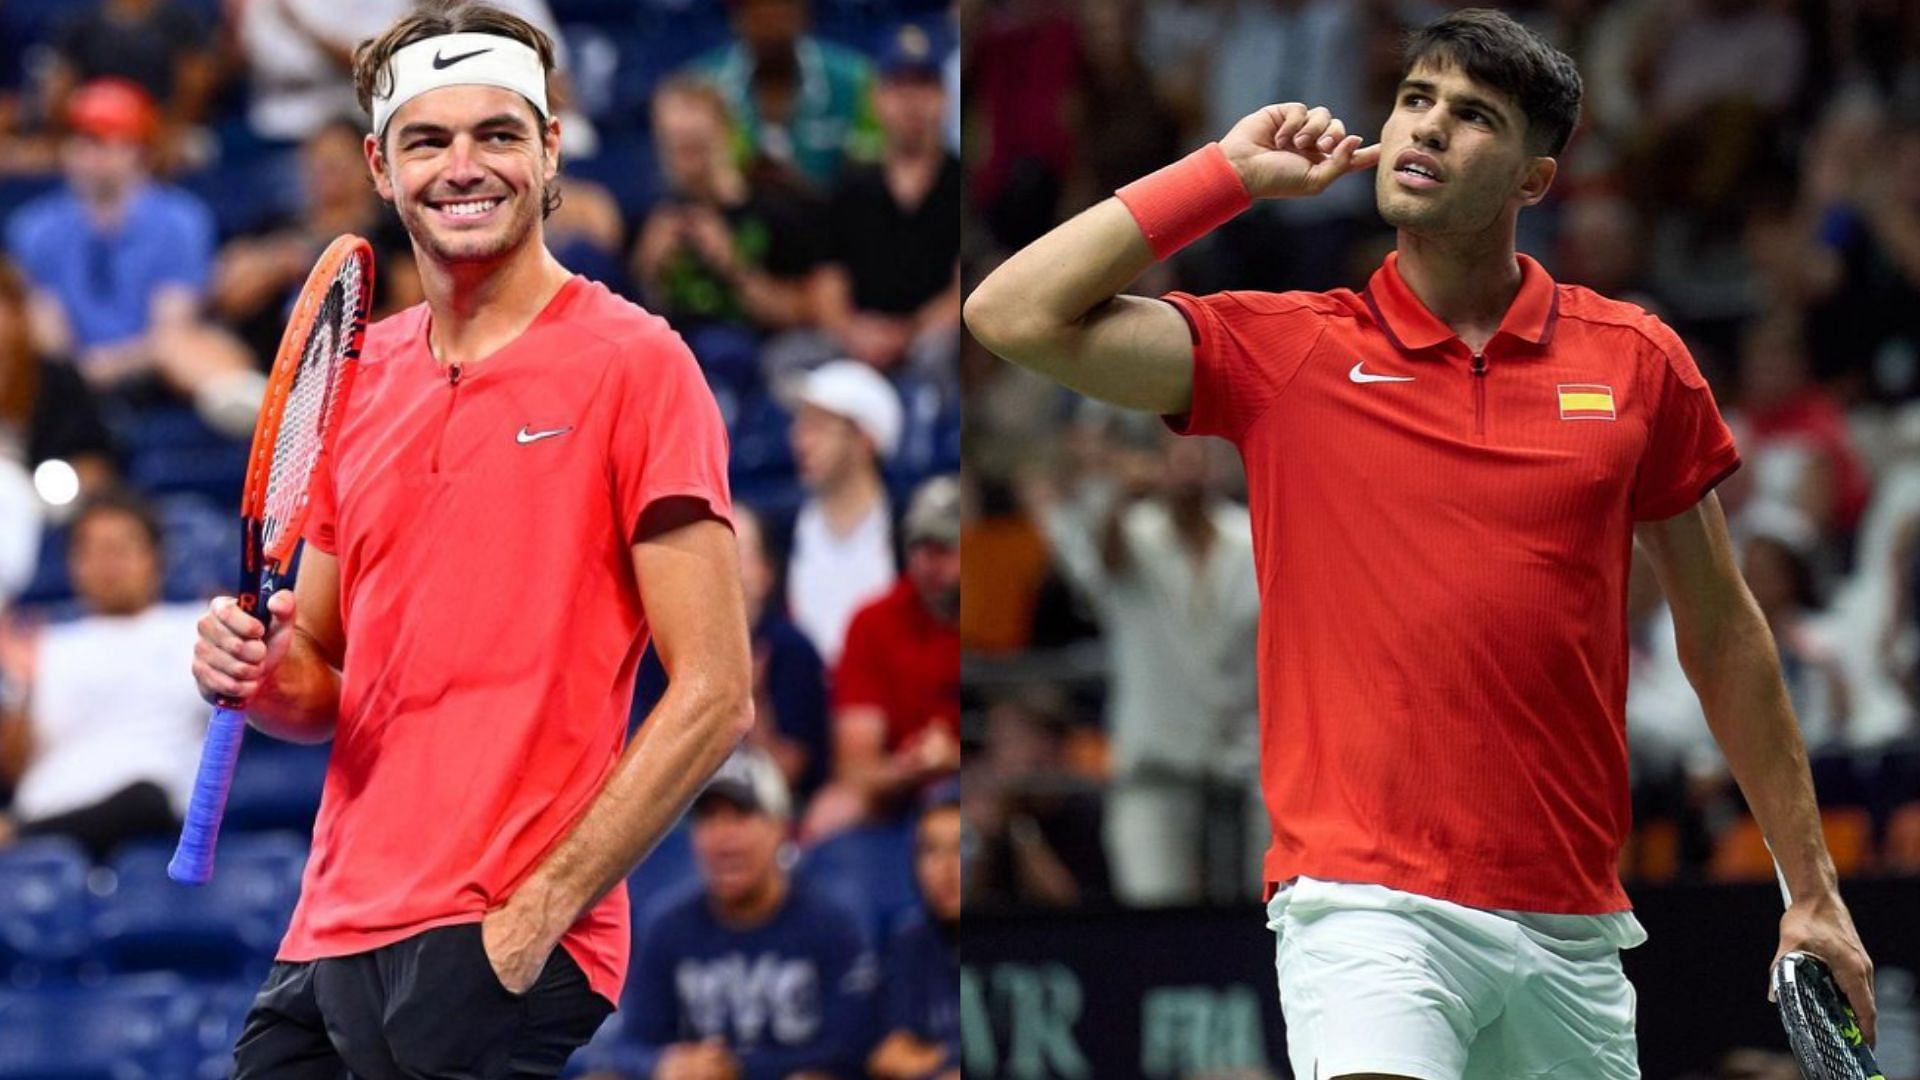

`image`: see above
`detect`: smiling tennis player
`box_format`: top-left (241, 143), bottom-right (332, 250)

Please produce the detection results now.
top-left (967, 8), bottom-right (1874, 1079)
top-left (189, 3), bottom-right (751, 1076)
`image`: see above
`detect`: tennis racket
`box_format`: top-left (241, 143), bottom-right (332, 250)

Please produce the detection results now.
top-left (1775, 951), bottom-right (1884, 1080)
top-left (1769, 853), bottom-right (1883, 1080)
top-left (168, 235), bottom-right (372, 885)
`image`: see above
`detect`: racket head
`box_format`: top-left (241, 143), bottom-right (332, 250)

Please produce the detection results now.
top-left (1774, 951), bottom-right (1885, 1080)
top-left (237, 234), bottom-right (372, 599)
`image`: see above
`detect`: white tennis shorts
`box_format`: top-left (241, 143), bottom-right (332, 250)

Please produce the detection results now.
top-left (1269, 877), bottom-right (1645, 1080)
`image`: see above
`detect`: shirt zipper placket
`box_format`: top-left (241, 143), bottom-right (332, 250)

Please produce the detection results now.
top-left (1471, 352), bottom-right (1487, 441)
top-left (432, 363), bottom-right (462, 474)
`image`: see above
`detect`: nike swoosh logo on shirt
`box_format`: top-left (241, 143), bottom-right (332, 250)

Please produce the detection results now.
top-left (516, 425), bottom-right (573, 445)
top-left (433, 47), bottom-right (493, 69)
top-left (1349, 362), bottom-right (1416, 384)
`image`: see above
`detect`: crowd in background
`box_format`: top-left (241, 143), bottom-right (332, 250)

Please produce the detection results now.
top-left (961, 0), bottom-right (1920, 911)
top-left (0, 1), bottom-right (960, 1077)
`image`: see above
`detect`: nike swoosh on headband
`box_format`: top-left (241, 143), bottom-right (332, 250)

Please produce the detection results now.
top-left (433, 47), bottom-right (492, 69)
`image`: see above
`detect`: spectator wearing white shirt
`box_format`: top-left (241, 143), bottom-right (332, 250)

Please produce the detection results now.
top-left (0, 490), bottom-right (203, 859)
top-left (1034, 429), bottom-right (1262, 906)
top-left (785, 360), bottom-right (901, 667)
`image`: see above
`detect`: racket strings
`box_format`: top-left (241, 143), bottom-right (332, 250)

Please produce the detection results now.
top-left (260, 259), bottom-right (361, 559)
top-left (1778, 959), bottom-right (1872, 1080)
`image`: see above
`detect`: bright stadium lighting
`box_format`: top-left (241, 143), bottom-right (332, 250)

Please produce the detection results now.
top-left (32, 458), bottom-right (80, 507)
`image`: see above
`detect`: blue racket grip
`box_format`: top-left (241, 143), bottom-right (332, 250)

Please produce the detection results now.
top-left (168, 705), bottom-right (248, 884)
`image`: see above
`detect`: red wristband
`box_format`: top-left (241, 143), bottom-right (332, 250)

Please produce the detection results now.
top-left (1115, 143), bottom-right (1252, 261)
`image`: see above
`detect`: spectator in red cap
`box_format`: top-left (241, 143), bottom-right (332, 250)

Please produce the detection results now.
top-left (4, 79), bottom-right (259, 433)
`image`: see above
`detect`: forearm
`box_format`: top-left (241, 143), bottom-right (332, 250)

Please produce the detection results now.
top-left (512, 677), bottom-right (751, 935)
top-left (245, 631), bottom-right (338, 744)
top-left (733, 267), bottom-right (814, 329)
top-left (1689, 615), bottom-right (1837, 902)
top-left (965, 199), bottom-right (1155, 361)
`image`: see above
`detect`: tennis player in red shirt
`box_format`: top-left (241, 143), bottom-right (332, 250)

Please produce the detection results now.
top-left (969, 8), bottom-right (1874, 1079)
top-left (189, 4), bottom-right (751, 1077)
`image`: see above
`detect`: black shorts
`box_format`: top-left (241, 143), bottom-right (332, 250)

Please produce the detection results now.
top-left (232, 922), bottom-right (613, 1080)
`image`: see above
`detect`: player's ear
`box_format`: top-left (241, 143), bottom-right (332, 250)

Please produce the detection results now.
top-left (1518, 154), bottom-right (1556, 207)
top-left (543, 116), bottom-right (562, 184)
top-left (364, 131), bottom-right (395, 203)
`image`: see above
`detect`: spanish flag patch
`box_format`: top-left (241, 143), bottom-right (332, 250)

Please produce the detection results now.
top-left (1558, 384), bottom-right (1616, 421)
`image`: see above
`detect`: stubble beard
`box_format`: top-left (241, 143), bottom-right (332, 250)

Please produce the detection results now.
top-left (402, 179), bottom-right (544, 266)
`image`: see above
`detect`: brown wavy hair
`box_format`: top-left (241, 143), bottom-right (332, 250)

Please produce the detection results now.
top-left (351, 0), bottom-right (564, 215)
top-left (0, 260), bottom-right (38, 436)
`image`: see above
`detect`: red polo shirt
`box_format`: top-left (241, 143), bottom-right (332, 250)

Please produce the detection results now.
top-left (1166, 252), bottom-right (1739, 914)
top-left (834, 577), bottom-right (961, 751)
top-left (283, 276), bottom-right (732, 1005)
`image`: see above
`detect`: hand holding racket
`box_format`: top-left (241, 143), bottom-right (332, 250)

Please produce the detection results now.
top-left (1768, 855), bottom-right (1881, 1079)
top-left (172, 235), bottom-right (371, 885)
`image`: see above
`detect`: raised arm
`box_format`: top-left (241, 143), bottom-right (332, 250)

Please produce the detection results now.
top-left (963, 103), bottom-right (1379, 414)
top-left (1636, 493), bottom-right (1875, 1041)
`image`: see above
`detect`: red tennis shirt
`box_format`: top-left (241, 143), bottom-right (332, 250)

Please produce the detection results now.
top-left (281, 276), bottom-right (732, 1004)
top-left (1165, 252), bottom-right (1739, 914)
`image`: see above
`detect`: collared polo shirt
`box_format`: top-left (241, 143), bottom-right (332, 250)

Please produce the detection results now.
top-left (282, 276), bottom-right (733, 1005)
top-left (1164, 251), bottom-right (1740, 913)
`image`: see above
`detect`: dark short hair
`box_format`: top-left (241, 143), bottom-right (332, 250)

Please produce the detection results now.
top-left (1403, 8), bottom-right (1583, 156)
top-left (70, 488), bottom-right (164, 556)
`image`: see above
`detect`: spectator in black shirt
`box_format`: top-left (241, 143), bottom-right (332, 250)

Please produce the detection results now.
top-left (43, 0), bottom-right (218, 173)
top-left (816, 25), bottom-right (960, 395)
top-left (633, 76), bottom-right (829, 405)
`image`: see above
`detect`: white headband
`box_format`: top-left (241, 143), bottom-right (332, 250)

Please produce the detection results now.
top-left (370, 32), bottom-right (549, 136)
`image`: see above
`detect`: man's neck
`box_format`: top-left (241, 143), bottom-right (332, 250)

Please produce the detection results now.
top-left (883, 140), bottom-right (943, 206)
top-left (816, 468), bottom-right (884, 536)
top-left (81, 183), bottom-right (138, 229)
top-left (713, 873), bottom-right (788, 927)
top-left (417, 238), bottom-right (573, 367)
top-left (1394, 225), bottom-right (1524, 354)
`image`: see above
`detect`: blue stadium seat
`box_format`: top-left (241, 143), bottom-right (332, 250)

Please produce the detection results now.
top-left (0, 838), bottom-right (93, 984)
top-left (123, 405), bottom-right (250, 505)
top-left (885, 372), bottom-right (957, 492)
top-left (14, 522), bottom-right (73, 609)
top-left (191, 978), bottom-right (261, 1080)
top-left (797, 821), bottom-right (918, 941)
top-left (91, 834), bottom-right (306, 979)
top-left (628, 819), bottom-right (699, 928)
top-left (729, 391), bottom-right (796, 479)
top-left (0, 177), bottom-right (61, 233)
top-left (222, 739), bottom-right (329, 834)
top-left (0, 974), bottom-right (203, 1080)
top-left (158, 493), bottom-right (239, 602)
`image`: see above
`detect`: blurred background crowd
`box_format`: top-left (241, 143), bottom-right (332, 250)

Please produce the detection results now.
top-left (960, 0), bottom-right (1920, 917)
top-left (0, 0), bottom-right (961, 1077)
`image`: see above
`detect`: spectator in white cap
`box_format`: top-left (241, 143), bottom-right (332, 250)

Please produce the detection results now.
top-left (786, 359), bottom-right (903, 665)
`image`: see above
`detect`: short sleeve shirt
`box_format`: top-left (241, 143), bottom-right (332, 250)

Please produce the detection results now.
top-left (834, 578), bottom-right (960, 752)
top-left (6, 184), bottom-right (215, 353)
top-left (1165, 252), bottom-right (1739, 914)
top-left (286, 277), bottom-right (732, 1005)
